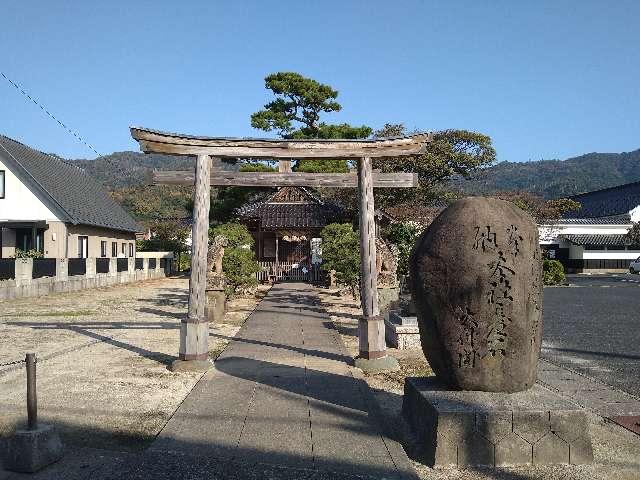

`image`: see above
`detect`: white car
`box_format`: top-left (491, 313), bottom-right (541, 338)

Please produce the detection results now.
top-left (630, 257), bottom-right (640, 274)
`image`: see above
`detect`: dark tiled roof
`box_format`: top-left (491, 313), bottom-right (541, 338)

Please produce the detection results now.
top-left (562, 234), bottom-right (630, 246)
top-left (565, 181), bottom-right (640, 218)
top-left (239, 203), bottom-right (341, 229)
top-left (237, 187), bottom-right (342, 229)
top-left (553, 214), bottom-right (632, 225)
top-left (0, 135), bottom-right (140, 233)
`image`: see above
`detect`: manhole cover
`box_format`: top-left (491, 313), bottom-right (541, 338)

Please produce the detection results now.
top-left (609, 416), bottom-right (640, 435)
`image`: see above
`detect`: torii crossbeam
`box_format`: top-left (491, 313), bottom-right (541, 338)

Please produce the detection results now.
top-left (130, 126), bottom-right (432, 372)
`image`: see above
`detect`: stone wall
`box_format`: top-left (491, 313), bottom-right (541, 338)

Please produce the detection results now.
top-left (0, 254), bottom-right (173, 301)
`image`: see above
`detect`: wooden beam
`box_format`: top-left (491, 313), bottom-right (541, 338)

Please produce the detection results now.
top-left (130, 127), bottom-right (433, 159)
top-left (152, 170), bottom-right (418, 188)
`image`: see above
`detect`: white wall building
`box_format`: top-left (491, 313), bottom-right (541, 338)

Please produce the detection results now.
top-left (539, 181), bottom-right (640, 273)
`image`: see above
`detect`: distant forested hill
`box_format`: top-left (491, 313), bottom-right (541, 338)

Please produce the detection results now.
top-left (454, 149), bottom-right (640, 198)
top-left (69, 151), bottom-right (237, 223)
top-left (71, 151), bottom-right (234, 189)
top-left (70, 148), bottom-right (640, 223)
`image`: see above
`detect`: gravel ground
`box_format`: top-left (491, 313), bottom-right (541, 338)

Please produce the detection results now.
top-left (0, 276), bottom-right (268, 452)
top-left (315, 287), bottom-right (640, 480)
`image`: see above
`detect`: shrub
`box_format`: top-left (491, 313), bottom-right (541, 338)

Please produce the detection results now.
top-left (321, 223), bottom-right (360, 297)
top-left (383, 222), bottom-right (422, 276)
top-left (210, 223), bottom-right (254, 249)
top-left (13, 249), bottom-right (44, 259)
top-left (210, 222), bottom-right (260, 295)
top-left (222, 247), bottom-right (260, 295)
top-left (543, 259), bottom-right (565, 285)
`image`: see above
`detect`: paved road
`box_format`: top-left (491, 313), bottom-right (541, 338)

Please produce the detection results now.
top-left (542, 274), bottom-right (640, 398)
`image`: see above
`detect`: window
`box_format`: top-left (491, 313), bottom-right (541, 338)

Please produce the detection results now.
top-left (128, 243), bottom-right (134, 257)
top-left (78, 236), bottom-right (88, 258)
top-left (0, 170), bottom-right (5, 199)
top-left (121, 242), bottom-right (126, 255)
top-left (101, 241), bottom-right (107, 257)
top-left (112, 241), bottom-right (117, 257)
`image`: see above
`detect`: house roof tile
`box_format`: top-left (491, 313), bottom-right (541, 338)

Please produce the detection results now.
top-left (0, 135), bottom-right (140, 233)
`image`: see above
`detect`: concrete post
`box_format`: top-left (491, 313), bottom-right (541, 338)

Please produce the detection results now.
top-left (108, 258), bottom-right (117, 278)
top-left (14, 259), bottom-right (33, 287)
top-left (55, 258), bottom-right (68, 282)
top-left (85, 258), bottom-right (96, 279)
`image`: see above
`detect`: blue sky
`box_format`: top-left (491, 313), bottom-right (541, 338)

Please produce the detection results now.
top-left (1, 1), bottom-right (639, 162)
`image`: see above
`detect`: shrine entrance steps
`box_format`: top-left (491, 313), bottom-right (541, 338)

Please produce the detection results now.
top-left (132, 282), bottom-right (417, 479)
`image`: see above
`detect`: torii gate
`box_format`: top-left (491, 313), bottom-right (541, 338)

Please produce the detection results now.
top-left (130, 127), bottom-right (432, 371)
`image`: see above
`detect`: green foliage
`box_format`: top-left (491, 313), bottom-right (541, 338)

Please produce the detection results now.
top-left (210, 222), bottom-right (260, 294)
top-left (251, 72), bottom-right (341, 137)
top-left (383, 222), bottom-right (422, 276)
top-left (494, 191), bottom-right (581, 222)
top-left (209, 187), bottom-right (266, 223)
top-left (294, 159), bottom-right (349, 173)
top-left (372, 125), bottom-right (496, 208)
top-left (209, 222), bottom-right (255, 248)
top-left (251, 72), bottom-right (372, 174)
top-left (222, 247), bottom-right (260, 295)
top-left (288, 122), bottom-right (372, 140)
top-left (110, 185), bottom-right (193, 224)
top-left (177, 253), bottom-right (191, 272)
top-left (543, 259), bottom-right (565, 285)
top-left (320, 223), bottom-right (360, 293)
top-left (239, 162), bottom-right (277, 172)
top-left (13, 249), bottom-right (44, 259)
top-left (139, 220), bottom-right (190, 256)
top-left (626, 222), bottom-right (640, 247)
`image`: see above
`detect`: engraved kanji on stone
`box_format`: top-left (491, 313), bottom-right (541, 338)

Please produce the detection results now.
top-left (473, 226), bottom-right (498, 252)
top-left (507, 224), bottom-right (524, 257)
top-left (454, 306), bottom-right (479, 368)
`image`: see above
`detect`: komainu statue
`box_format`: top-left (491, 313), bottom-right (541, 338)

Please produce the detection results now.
top-left (206, 235), bottom-right (228, 290)
top-left (376, 237), bottom-right (399, 288)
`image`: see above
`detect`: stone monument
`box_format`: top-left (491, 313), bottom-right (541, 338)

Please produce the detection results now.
top-left (376, 237), bottom-right (401, 319)
top-left (205, 235), bottom-right (227, 322)
top-left (403, 197), bottom-right (593, 467)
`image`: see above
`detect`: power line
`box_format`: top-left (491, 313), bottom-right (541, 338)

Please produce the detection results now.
top-left (1, 71), bottom-right (100, 156)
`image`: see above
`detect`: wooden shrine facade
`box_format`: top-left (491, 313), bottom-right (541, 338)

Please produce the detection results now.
top-left (130, 126), bottom-right (432, 371)
top-left (237, 186), bottom-right (343, 282)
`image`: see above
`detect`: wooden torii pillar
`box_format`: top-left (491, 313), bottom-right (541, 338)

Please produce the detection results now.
top-left (130, 127), bottom-right (432, 372)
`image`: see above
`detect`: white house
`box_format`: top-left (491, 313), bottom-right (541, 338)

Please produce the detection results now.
top-left (0, 135), bottom-right (140, 259)
top-left (539, 181), bottom-right (640, 273)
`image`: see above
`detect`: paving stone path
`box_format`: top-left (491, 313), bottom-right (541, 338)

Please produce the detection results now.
top-left (129, 283), bottom-right (417, 479)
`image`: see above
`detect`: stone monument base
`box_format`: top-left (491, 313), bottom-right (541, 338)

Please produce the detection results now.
top-left (385, 310), bottom-right (421, 349)
top-left (206, 289), bottom-right (226, 323)
top-left (402, 377), bottom-right (593, 468)
top-left (2, 424), bottom-right (64, 473)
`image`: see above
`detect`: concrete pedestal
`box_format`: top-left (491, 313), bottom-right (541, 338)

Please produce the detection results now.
top-left (354, 355), bottom-right (400, 373)
top-left (206, 289), bottom-right (227, 323)
top-left (170, 359), bottom-right (213, 372)
top-left (385, 310), bottom-right (421, 349)
top-left (402, 377), bottom-right (593, 468)
top-left (2, 424), bottom-right (64, 473)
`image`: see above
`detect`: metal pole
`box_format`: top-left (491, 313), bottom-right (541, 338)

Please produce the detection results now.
top-left (25, 353), bottom-right (37, 430)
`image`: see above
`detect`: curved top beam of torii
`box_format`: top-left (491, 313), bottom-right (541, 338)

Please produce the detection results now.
top-left (130, 126), bottom-right (433, 159)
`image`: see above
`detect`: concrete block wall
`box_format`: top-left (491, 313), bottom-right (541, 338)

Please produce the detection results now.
top-left (0, 254), bottom-right (173, 301)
